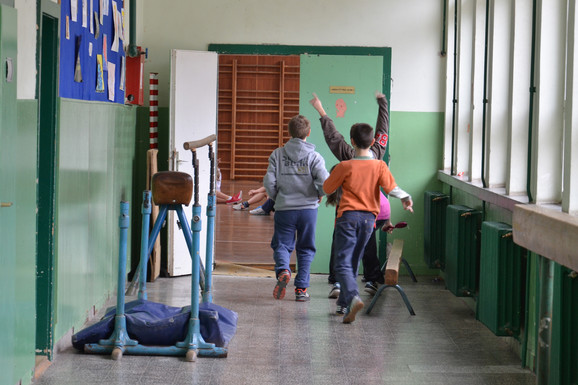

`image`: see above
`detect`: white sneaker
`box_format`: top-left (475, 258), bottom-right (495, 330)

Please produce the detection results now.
top-left (233, 202), bottom-right (248, 210)
top-left (249, 206), bottom-right (269, 215)
top-left (343, 295), bottom-right (364, 324)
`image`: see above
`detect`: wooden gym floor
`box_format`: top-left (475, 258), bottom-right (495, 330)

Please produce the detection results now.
top-left (215, 179), bottom-right (296, 270)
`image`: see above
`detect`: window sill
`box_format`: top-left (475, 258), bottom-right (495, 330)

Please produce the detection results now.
top-left (513, 204), bottom-right (578, 272)
top-left (437, 170), bottom-right (528, 212)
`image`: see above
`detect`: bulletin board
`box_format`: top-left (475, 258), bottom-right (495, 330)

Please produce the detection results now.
top-left (60, 0), bottom-right (125, 104)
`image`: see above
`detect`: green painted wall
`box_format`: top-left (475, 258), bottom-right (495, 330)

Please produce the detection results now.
top-left (54, 100), bottom-right (136, 341)
top-left (2, 98), bottom-right (136, 385)
top-left (130, 106), bottom-right (169, 275)
top-left (387, 111), bottom-right (445, 275)
top-left (1, 100), bottom-right (38, 385)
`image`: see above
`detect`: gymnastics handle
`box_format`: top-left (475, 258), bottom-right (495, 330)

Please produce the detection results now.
top-left (183, 134), bottom-right (217, 151)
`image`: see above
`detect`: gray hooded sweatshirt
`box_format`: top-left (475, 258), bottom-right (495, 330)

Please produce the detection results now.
top-left (264, 138), bottom-right (329, 211)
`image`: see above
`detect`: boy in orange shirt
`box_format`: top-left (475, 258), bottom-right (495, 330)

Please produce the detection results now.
top-left (323, 123), bottom-right (413, 323)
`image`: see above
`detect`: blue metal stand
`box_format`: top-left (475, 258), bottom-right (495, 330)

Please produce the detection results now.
top-left (85, 136), bottom-right (227, 361)
top-left (365, 283), bottom-right (416, 315)
top-left (87, 202), bottom-right (138, 360)
top-left (203, 146), bottom-right (216, 303)
top-left (174, 143), bottom-right (223, 361)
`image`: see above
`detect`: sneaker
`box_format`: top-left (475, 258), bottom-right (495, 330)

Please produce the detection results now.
top-left (336, 305), bottom-right (347, 315)
top-left (328, 282), bottom-right (341, 299)
top-left (233, 201), bottom-right (249, 210)
top-left (226, 191), bottom-right (242, 204)
top-left (273, 269), bottom-right (291, 300)
top-left (343, 295), bottom-right (364, 324)
top-left (363, 281), bottom-right (378, 296)
top-left (295, 288), bottom-right (310, 302)
top-left (250, 206), bottom-right (269, 215)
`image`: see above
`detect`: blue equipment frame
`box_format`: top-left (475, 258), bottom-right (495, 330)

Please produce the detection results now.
top-left (85, 135), bottom-right (226, 361)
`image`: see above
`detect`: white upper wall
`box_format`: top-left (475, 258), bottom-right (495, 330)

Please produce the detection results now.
top-left (15, 0), bottom-right (37, 100)
top-left (12, 0), bottom-right (444, 111)
top-left (138, 0), bottom-right (444, 112)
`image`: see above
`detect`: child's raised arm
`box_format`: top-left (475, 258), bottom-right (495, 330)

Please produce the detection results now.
top-left (309, 93), bottom-right (327, 117)
top-left (371, 91), bottom-right (389, 161)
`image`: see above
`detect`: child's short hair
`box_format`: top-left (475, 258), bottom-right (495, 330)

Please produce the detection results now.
top-left (326, 164), bottom-right (342, 207)
top-left (326, 185), bottom-right (342, 207)
top-left (350, 123), bottom-right (374, 149)
top-left (288, 115), bottom-right (311, 139)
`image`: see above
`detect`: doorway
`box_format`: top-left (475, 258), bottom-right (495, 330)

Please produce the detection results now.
top-left (209, 45), bottom-right (391, 271)
top-left (216, 54), bottom-right (300, 181)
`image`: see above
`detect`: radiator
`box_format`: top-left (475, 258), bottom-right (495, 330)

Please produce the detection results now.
top-left (445, 205), bottom-right (481, 297)
top-left (551, 263), bottom-right (578, 384)
top-left (477, 221), bottom-right (522, 337)
top-left (424, 191), bottom-right (449, 269)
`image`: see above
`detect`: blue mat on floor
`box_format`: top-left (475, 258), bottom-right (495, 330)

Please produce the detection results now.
top-left (72, 300), bottom-right (237, 350)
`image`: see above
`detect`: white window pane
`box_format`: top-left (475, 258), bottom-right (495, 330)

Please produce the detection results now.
top-left (531, 0), bottom-right (565, 203)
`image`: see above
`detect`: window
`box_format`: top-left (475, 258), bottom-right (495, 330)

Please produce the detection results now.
top-left (444, 0), bottom-right (577, 214)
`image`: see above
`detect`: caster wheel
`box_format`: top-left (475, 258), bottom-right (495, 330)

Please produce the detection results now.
top-left (185, 350), bottom-right (197, 362)
top-left (112, 347), bottom-right (123, 360)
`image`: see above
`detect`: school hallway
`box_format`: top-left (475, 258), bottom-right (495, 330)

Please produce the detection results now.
top-left (32, 272), bottom-right (536, 385)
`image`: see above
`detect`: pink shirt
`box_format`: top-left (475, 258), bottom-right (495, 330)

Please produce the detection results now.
top-left (377, 192), bottom-right (390, 221)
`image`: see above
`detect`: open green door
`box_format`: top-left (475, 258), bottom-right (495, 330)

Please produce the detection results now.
top-left (37, 12), bottom-right (59, 360)
top-left (299, 54), bottom-right (386, 274)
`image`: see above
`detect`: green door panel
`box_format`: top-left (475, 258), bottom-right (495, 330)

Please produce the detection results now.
top-left (36, 12), bottom-right (59, 359)
top-left (1, 5), bottom-right (36, 385)
top-left (299, 54), bottom-right (385, 274)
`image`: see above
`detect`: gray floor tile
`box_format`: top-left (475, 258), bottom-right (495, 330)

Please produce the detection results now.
top-left (32, 274), bottom-right (536, 385)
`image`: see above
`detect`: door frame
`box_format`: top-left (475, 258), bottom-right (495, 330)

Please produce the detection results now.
top-left (208, 44), bottom-right (392, 269)
top-left (36, 10), bottom-right (59, 359)
top-left (208, 44), bottom-right (391, 98)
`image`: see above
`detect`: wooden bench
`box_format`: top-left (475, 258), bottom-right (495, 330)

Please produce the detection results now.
top-left (365, 239), bottom-right (416, 315)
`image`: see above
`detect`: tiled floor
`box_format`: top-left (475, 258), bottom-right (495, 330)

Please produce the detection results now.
top-left (33, 273), bottom-right (536, 385)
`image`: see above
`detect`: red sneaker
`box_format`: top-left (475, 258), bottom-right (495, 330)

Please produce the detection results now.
top-left (225, 191), bottom-right (242, 204)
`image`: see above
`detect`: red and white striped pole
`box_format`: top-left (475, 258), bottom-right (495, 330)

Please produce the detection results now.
top-left (149, 73), bottom-right (159, 149)
top-left (148, 72), bottom-right (161, 281)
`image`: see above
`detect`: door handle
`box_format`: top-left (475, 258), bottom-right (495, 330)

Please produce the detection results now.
top-left (6, 58), bottom-right (13, 82)
top-left (173, 150), bottom-right (188, 171)
top-left (1, 202), bottom-right (13, 208)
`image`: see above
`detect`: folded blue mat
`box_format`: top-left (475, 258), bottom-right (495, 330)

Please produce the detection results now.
top-left (72, 299), bottom-right (237, 350)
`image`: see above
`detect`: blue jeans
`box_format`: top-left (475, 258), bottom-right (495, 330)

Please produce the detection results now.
top-left (328, 217), bottom-right (386, 284)
top-left (261, 198), bottom-right (275, 214)
top-left (271, 209), bottom-right (318, 288)
top-left (334, 211), bottom-right (375, 307)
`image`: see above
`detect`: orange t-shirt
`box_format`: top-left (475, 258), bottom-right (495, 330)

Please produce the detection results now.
top-left (323, 158), bottom-right (397, 218)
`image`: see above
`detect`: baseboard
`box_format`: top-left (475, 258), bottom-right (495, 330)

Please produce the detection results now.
top-left (34, 355), bottom-right (52, 380)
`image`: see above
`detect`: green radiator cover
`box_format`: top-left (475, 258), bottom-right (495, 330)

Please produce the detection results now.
top-left (445, 205), bottom-right (481, 297)
top-left (477, 221), bottom-right (523, 337)
top-left (424, 191), bottom-right (449, 269)
top-left (550, 263), bottom-right (578, 385)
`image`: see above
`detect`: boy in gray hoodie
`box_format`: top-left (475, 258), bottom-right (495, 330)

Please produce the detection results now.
top-left (264, 115), bottom-right (329, 301)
